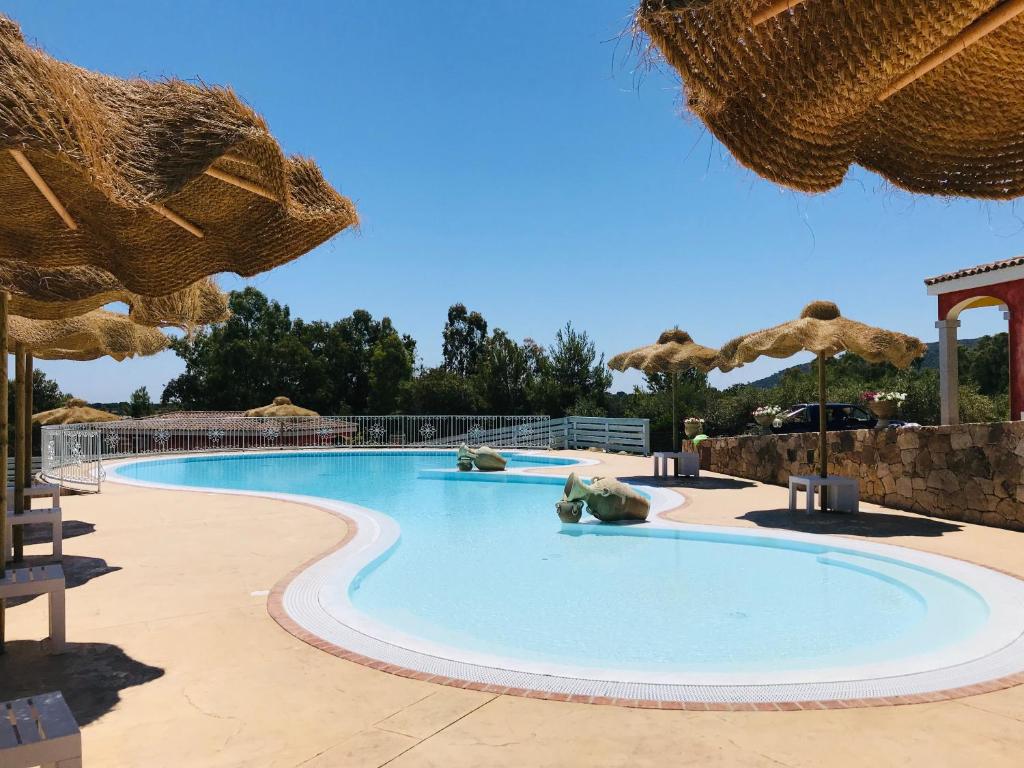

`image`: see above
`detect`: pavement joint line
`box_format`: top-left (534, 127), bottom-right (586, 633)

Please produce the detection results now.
top-left (377, 694), bottom-right (500, 767)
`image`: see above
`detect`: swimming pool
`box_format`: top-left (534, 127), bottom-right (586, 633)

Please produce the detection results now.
top-left (112, 450), bottom-right (1024, 703)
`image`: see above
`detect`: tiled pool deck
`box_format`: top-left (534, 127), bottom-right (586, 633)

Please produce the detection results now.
top-left (3, 450), bottom-right (1024, 766)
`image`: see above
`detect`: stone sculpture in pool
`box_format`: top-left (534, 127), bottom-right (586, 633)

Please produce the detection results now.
top-left (557, 472), bottom-right (650, 523)
top-left (456, 443), bottom-right (507, 472)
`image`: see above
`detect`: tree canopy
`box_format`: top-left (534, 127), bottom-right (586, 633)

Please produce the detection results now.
top-left (147, 287), bottom-right (1011, 450)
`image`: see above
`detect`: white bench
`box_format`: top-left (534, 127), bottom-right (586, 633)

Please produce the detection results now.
top-left (653, 451), bottom-right (700, 478)
top-left (5, 508), bottom-right (62, 561)
top-left (6, 484), bottom-right (61, 508)
top-left (5, 484), bottom-right (62, 562)
top-left (0, 691), bottom-right (81, 767)
top-left (0, 565), bottom-right (65, 654)
top-left (788, 475), bottom-right (859, 513)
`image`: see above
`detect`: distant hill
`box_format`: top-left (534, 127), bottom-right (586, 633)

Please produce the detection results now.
top-left (744, 337), bottom-right (983, 389)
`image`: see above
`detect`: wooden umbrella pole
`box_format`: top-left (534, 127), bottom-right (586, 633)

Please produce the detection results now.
top-left (23, 354), bottom-right (33, 526)
top-left (0, 291), bottom-right (8, 650)
top-left (879, 0), bottom-right (1024, 101)
top-left (671, 371), bottom-right (678, 451)
top-left (818, 353), bottom-right (828, 512)
top-left (13, 345), bottom-right (25, 562)
top-left (752, 0), bottom-right (807, 26)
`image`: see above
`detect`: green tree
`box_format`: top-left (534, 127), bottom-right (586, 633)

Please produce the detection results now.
top-left (474, 329), bottom-right (535, 414)
top-left (163, 289), bottom-right (414, 415)
top-left (129, 386), bottom-right (154, 417)
top-left (401, 367), bottom-right (480, 414)
top-left (962, 333), bottom-right (1008, 396)
top-left (368, 330), bottom-right (413, 413)
top-left (534, 323), bottom-right (613, 416)
top-left (442, 304), bottom-right (488, 377)
top-left (32, 369), bottom-right (65, 413)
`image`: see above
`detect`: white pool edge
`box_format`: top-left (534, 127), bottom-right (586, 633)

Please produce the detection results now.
top-left (107, 449), bottom-right (1024, 703)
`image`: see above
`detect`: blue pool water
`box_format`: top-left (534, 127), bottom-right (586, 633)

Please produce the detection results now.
top-left (117, 451), bottom-right (990, 675)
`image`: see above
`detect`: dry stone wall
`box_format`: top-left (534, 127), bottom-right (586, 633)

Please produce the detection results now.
top-left (697, 423), bottom-right (1024, 530)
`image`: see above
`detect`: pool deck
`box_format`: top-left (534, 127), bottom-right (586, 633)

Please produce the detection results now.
top-left (3, 449), bottom-right (1024, 766)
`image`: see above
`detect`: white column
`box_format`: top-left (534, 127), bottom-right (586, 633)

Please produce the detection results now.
top-left (936, 319), bottom-right (960, 426)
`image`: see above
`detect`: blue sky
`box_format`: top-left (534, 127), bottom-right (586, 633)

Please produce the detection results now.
top-left (8, 0), bottom-right (1020, 403)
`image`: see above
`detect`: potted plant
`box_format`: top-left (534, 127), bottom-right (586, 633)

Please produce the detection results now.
top-left (863, 390), bottom-right (906, 428)
top-left (683, 417), bottom-right (704, 439)
top-left (752, 405), bottom-right (781, 428)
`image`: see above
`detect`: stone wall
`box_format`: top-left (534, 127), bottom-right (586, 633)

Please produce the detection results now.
top-left (696, 422), bottom-right (1024, 530)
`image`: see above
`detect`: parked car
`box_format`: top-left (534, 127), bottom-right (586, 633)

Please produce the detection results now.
top-left (770, 403), bottom-right (900, 433)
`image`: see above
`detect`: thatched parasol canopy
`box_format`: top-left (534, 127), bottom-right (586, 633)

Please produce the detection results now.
top-left (126, 278), bottom-right (230, 331)
top-left (244, 396), bottom-right (319, 418)
top-left (9, 309), bottom-right (171, 362)
top-left (715, 301), bottom-right (925, 493)
top-left (636, 1), bottom-right (1024, 198)
top-left (610, 329), bottom-right (719, 449)
top-left (609, 329), bottom-right (718, 374)
top-left (2, 266), bottom-right (229, 329)
top-left (715, 301), bottom-right (926, 373)
top-left (33, 397), bottom-right (121, 426)
top-left (0, 14), bottom-right (357, 295)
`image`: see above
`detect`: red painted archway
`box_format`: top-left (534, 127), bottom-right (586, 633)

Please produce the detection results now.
top-left (936, 277), bottom-right (1023, 420)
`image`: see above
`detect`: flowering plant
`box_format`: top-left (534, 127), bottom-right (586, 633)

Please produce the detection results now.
top-left (752, 405), bottom-right (781, 417)
top-left (683, 417), bottom-right (704, 424)
top-left (862, 391), bottom-right (906, 404)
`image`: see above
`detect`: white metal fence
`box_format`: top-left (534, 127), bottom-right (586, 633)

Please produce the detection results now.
top-left (39, 413), bottom-right (651, 489)
top-left (41, 428), bottom-right (104, 492)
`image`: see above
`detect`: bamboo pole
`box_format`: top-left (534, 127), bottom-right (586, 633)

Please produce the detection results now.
top-left (8, 150), bottom-right (77, 230)
top-left (752, 0), bottom-right (806, 26)
top-left (148, 203), bottom-right (204, 238)
top-left (204, 167), bottom-right (276, 201)
top-left (13, 345), bottom-right (25, 562)
top-left (879, 0), bottom-right (1024, 100)
top-left (1, 291), bottom-right (8, 651)
top-left (817, 353), bottom-right (828, 512)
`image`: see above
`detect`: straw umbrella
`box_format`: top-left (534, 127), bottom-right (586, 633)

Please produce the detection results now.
top-left (0, 15), bottom-right (358, 294)
top-left (9, 310), bottom-right (171, 362)
top-left (716, 301), bottom-right (926, 507)
top-left (245, 396), bottom-right (319, 418)
top-left (636, 1), bottom-right (1024, 198)
top-left (609, 329), bottom-right (719, 450)
top-left (33, 398), bottom-right (122, 427)
top-left (0, 12), bottom-right (355, 647)
top-left (1, 267), bottom-right (231, 330)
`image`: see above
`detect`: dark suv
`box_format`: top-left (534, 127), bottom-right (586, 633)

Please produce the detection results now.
top-left (770, 403), bottom-right (884, 433)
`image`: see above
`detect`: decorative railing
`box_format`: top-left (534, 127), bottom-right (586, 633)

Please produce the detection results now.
top-left (39, 413), bottom-right (653, 490)
top-left (40, 414), bottom-right (553, 489)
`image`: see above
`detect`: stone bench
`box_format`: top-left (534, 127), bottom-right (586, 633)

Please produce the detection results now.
top-left (0, 691), bottom-right (81, 767)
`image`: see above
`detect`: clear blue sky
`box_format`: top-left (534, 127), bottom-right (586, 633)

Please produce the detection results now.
top-left (8, 0), bottom-right (1020, 403)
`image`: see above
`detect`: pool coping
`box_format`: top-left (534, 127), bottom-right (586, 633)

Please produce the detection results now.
top-left (106, 449), bottom-right (1024, 709)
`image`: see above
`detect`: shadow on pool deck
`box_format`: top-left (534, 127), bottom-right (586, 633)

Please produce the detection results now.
top-left (738, 508), bottom-right (963, 538)
top-left (618, 475), bottom-right (757, 491)
top-left (0, 641), bottom-right (165, 726)
top-left (21, 519), bottom-right (96, 546)
top-left (6, 555), bottom-right (121, 608)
